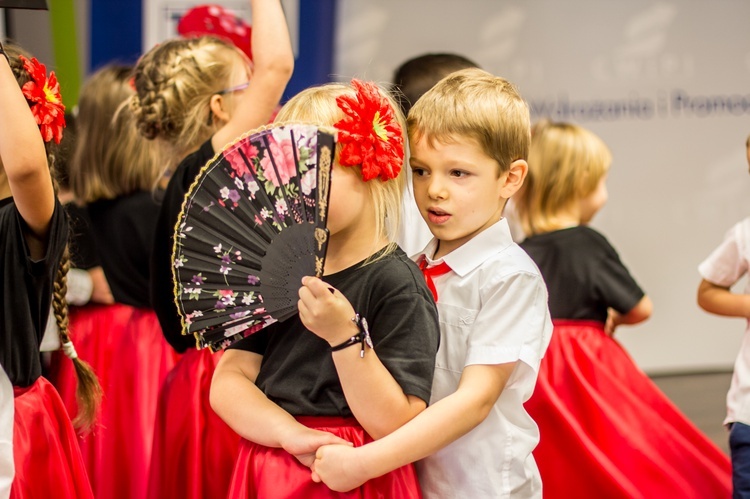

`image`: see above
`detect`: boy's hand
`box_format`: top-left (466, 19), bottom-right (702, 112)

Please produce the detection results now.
top-left (298, 276), bottom-right (359, 346)
top-left (311, 444), bottom-right (370, 492)
top-left (279, 425), bottom-right (352, 468)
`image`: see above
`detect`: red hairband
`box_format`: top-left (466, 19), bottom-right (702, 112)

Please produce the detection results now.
top-left (334, 79), bottom-right (404, 182)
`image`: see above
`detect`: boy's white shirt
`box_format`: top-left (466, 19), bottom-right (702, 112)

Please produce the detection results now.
top-left (412, 218), bottom-right (553, 499)
top-left (699, 216), bottom-right (750, 427)
top-left (0, 366), bottom-right (13, 499)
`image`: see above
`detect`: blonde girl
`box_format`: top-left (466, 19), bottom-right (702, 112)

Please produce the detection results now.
top-left (517, 120), bottom-right (730, 498)
top-left (130, 2), bottom-right (294, 498)
top-left (210, 80), bottom-right (440, 498)
top-left (0, 41), bottom-right (99, 498)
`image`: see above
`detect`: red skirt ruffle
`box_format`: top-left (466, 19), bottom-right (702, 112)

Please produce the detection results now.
top-left (49, 304), bottom-right (179, 499)
top-left (228, 416), bottom-right (422, 498)
top-left (11, 377), bottom-right (93, 499)
top-left (526, 320), bottom-right (731, 499)
top-left (147, 348), bottom-right (240, 499)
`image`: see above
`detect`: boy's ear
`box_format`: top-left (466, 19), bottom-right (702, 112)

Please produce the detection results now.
top-left (209, 94), bottom-right (231, 125)
top-left (500, 159), bottom-right (528, 199)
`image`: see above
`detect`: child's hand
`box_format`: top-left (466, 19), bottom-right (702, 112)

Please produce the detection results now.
top-left (298, 276), bottom-right (359, 346)
top-left (279, 425), bottom-right (352, 468)
top-left (311, 444), bottom-right (370, 492)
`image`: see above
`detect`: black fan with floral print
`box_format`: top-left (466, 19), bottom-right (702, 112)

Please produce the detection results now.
top-left (172, 123), bottom-right (334, 351)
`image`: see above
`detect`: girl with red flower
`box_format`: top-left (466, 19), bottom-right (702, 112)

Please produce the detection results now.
top-left (0, 41), bottom-right (99, 499)
top-left (130, 1), bottom-right (294, 498)
top-left (210, 80), bottom-right (440, 499)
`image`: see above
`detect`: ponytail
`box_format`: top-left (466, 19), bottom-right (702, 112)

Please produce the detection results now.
top-left (52, 247), bottom-right (102, 433)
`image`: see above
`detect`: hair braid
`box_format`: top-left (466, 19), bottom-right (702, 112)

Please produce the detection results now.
top-left (52, 247), bottom-right (102, 433)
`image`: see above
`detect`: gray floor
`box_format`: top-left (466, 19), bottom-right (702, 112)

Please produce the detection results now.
top-left (651, 371), bottom-right (732, 455)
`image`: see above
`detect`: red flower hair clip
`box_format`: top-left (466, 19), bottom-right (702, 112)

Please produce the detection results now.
top-left (334, 79), bottom-right (404, 182)
top-left (20, 56), bottom-right (66, 144)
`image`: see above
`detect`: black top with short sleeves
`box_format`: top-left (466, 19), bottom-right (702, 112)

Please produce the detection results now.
top-left (520, 226), bottom-right (644, 322)
top-left (151, 139), bottom-right (216, 353)
top-left (0, 197), bottom-right (68, 387)
top-left (230, 247), bottom-right (440, 417)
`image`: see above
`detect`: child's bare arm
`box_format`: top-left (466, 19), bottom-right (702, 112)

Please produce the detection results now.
top-left (311, 361), bottom-right (516, 492)
top-left (606, 295), bottom-right (653, 334)
top-left (697, 279), bottom-right (750, 318)
top-left (212, 0), bottom-right (294, 150)
top-left (210, 348), bottom-right (350, 467)
top-left (0, 54), bottom-right (54, 250)
top-left (298, 276), bottom-right (427, 439)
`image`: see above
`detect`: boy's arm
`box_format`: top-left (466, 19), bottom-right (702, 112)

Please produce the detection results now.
top-left (212, 0), bottom-right (294, 150)
top-left (210, 349), bottom-right (350, 467)
top-left (311, 361), bottom-right (516, 492)
top-left (697, 279), bottom-right (750, 318)
top-left (299, 277), bottom-right (429, 439)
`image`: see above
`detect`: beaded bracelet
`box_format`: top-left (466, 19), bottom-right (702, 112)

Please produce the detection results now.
top-left (330, 314), bottom-right (373, 358)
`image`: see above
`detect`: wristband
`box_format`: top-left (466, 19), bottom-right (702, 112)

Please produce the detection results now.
top-left (330, 313), bottom-right (373, 358)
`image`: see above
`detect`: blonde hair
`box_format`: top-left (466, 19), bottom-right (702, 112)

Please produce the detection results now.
top-left (70, 64), bottom-right (164, 202)
top-left (515, 120), bottom-right (612, 235)
top-left (407, 67), bottom-right (530, 175)
top-left (275, 82), bottom-right (407, 252)
top-left (130, 36), bottom-right (248, 159)
top-left (4, 42), bottom-right (101, 432)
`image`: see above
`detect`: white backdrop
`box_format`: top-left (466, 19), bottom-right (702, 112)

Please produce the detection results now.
top-left (334, 0), bottom-right (750, 374)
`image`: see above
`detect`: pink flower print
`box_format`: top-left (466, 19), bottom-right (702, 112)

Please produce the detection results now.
top-left (247, 275), bottom-right (259, 285)
top-left (174, 255), bottom-right (187, 268)
top-left (260, 208), bottom-right (272, 219)
top-left (213, 243), bottom-right (223, 254)
top-left (300, 168), bottom-right (316, 196)
top-left (246, 179), bottom-right (259, 198)
top-left (224, 142), bottom-right (259, 178)
top-left (260, 136), bottom-right (297, 187)
top-left (254, 215), bottom-right (263, 226)
top-left (220, 265), bottom-right (231, 275)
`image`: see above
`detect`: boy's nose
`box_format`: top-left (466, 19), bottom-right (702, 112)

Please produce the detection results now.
top-left (426, 177), bottom-right (447, 199)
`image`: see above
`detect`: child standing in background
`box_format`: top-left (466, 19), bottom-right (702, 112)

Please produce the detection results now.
top-left (0, 40), bottom-right (98, 499)
top-left (210, 79), bottom-right (440, 498)
top-left (130, 1), bottom-right (294, 497)
top-left (311, 68), bottom-right (553, 498)
top-left (697, 133), bottom-right (750, 497)
top-left (517, 120), bottom-right (730, 498)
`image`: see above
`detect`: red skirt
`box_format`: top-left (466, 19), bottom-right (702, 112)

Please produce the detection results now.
top-left (49, 304), bottom-right (179, 499)
top-left (228, 416), bottom-right (422, 498)
top-left (147, 348), bottom-right (240, 499)
top-left (11, 377), bottom-right (93, 499)
top-left (525, 320), bottom-right (731, 499)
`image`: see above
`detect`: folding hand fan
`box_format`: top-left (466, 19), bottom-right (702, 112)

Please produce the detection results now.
top-left (172, 123), bottom-right (334, 351)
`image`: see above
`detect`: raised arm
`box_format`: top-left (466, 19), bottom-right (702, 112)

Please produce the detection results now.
top-left (212, 0), bottom-right (294, 150)
top-left (0, 51), bottom-right (55, 249)
top-left (697, 279), bottom-right (750, 318)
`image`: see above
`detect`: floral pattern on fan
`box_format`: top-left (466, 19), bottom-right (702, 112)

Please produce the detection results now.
top-left (172, 123), bottom-right (334, 351)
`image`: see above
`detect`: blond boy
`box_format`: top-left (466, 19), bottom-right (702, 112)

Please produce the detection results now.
top-left (311, 68), bottom-right (553, 498)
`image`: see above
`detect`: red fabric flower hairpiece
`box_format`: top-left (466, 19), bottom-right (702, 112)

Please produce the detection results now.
top-left (334, 79), bottom-right (404, 182)
top-left (20, 56), bottom-right (66, 144)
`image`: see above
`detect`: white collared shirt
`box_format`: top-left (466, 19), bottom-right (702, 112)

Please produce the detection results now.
top-left (699, 217), bottom-right (750, 426)
top-left (413, 218), bottom-right (553, 499)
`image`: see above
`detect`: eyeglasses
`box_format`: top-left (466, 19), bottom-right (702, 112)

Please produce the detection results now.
top-left (216, 81), bottom-right (250, 95)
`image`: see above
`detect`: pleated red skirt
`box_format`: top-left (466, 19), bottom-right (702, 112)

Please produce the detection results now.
top-left (49, 304), bottom-right (180, 499)
top-left (147, 348), bottom-right (240, 499)
top-left (228, 416), bottom-right (422, 498)
top-left (11, 377), bottom-right (93, 499)
top-left (526, 320), bottom-right (731, 499)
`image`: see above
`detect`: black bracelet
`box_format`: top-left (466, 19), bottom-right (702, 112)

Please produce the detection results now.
top-left (330, 314), bottom-right (373, 358)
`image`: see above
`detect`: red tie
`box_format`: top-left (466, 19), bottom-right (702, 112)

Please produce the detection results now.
top-left (419, 259), bottom-right (452, 302)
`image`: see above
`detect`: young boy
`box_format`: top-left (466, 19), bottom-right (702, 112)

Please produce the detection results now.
top-left (697, 133), bottom-right (750, 496)
top-left (311, 68), bottom-right (553, 497)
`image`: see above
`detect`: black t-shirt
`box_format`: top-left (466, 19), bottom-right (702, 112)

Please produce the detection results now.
top-left (231, 247), bottom-right (440, 417)
top-left (64, 202), bottom-right (100, 270)
top-left (87, 191), bottom-right (159, 308)
top-left (151, 139), bottom-right (216, 353)
top-left (0, 198), bottom-right (68, 387)
top-left (520, 226), bottom-right (644, 322)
